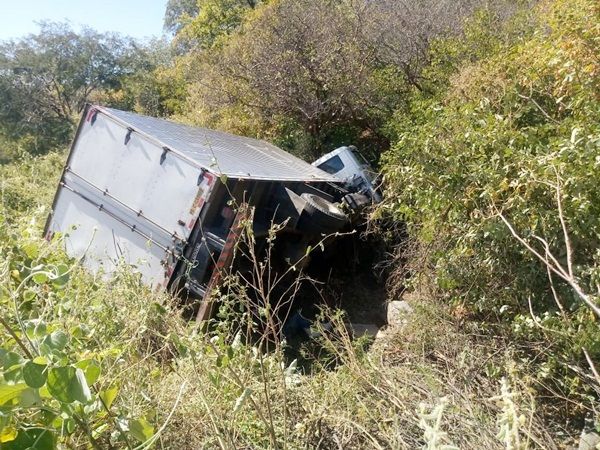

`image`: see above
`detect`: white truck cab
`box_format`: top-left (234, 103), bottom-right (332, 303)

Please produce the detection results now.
top-left (312, 146), bottom-right (381, 203)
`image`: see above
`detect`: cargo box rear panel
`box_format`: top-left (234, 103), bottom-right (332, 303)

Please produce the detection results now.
top-left (46, 106), bottom-right (212, 288)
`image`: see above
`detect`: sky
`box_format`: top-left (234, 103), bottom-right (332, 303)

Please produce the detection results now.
top-left (0, 0), bottom-right (169, 41)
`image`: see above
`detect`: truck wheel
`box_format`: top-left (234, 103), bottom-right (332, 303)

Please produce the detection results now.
top-left (343, 192), bottom-right (371, 211)
top-left (301, 193), bottom-right (348, 232)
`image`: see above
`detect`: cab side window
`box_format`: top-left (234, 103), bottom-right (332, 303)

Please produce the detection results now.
top-left (317, 155), bottom-right (344, 174)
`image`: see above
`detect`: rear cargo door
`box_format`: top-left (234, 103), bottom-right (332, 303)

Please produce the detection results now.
top-left (46, 107), bottom-right (214, 287)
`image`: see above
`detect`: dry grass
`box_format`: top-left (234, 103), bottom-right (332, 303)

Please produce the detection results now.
top-left (123, 291), bottom-right (562, 449)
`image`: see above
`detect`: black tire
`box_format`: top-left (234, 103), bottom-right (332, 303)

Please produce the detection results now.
top-left (300, 193), bottom-right (348, 232)
top-left (343, 193), bottom-right (371, 211)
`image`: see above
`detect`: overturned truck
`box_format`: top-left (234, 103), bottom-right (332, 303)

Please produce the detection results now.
top-left (45, 105), bottom-right (379, 320)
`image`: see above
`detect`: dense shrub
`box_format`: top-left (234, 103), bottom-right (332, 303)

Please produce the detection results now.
top-left (382, 0), bottom-right (600, 410)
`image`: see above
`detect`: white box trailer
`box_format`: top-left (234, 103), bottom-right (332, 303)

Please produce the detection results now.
top-left (45, 105), bottom-right (361, 319)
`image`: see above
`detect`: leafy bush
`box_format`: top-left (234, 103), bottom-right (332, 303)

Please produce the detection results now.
top-left (382, 0), bottom-right (600, 411)
top-left (0, 23), bottom-right (170, 158)
top-left (0, 154), bottom-right (173, 447)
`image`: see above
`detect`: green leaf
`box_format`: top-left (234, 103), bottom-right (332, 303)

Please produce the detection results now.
top-left (46, 366), bottom-right (73, 402)
top-left (1, 427), bottom-right (54, 450)
top-left (38, 384), bottom-right (51, 399)
top-left (70, 324), bottom-right (90, 339)
top-left (233, 387), bottom-right (252, 413)
top-left (23, 361), bottom-right (47, 388)
top-left (72, 368), bottom-right (92, 403)
top-left (22, 243), bottom-right (39, 259)
top-left (33, 356), bottom-right (48, 365)
top-left (23, 289), bottom-right (37, 302)
top-left (0, 425), bottom-right (17, 443)
top-left (0, 351), bottom-right (25, 383)
top-left (56, 263), bottom-right (69, 276)
top-left (18, 387), bottom-right (40, 407)
top-left (32, 272), bottom-right (49, 284)
top-left (151, 302), bottom-right (166, 315)
top-left (46, 366), bottom-right (92, 403)
top-left (54, 416), bottom-right (76, 435)
top-left (40, 330), bottom-right (68, 355)
top-left (99, 385), bottom-right (119, 409)
top-left (74, 359), bottom-right (101, 385)
top-left (0, 383), bottom-right (28, 406)
top-left (52, 264), bottom-right (70, 287)
top-left (25, 320), bottom-right (47, 339)
top-left (130, 417), bottom-right (154, 443)
top-left (64, 417), bottom-right (75, 434)
top-left (0, 350), bottom-right (24, 370)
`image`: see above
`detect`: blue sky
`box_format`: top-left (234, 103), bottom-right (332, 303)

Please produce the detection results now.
top-left (0, 0), bottom-right (169, 40)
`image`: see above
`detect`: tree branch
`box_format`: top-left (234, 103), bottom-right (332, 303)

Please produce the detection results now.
top-left (497, 211), bottom-right (600, 318)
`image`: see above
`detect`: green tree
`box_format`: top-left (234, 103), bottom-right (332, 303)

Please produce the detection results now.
top-left (382, 0), bottom-right (600, 405)
top-left (99, 38), bottom-right (186, 118)
top-left (164, 0), bottom-right (200, 34)
top-left (176, 0), bottom-right (507, 160)
top-left (175, 0), bottom-right (264, 50)
top-left (0, 23), bottom-right (140, 155)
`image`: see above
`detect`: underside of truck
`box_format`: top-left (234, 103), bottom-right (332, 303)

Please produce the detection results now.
top-left (168, 175), bottom-right (353, 322)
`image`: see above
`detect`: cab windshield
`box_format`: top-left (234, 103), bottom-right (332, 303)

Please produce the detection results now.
top-left (351, 148), bottom-right (370, 166)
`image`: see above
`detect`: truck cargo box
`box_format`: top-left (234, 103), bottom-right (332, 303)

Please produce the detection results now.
top-left (45, 105), bottom-right (340, 296)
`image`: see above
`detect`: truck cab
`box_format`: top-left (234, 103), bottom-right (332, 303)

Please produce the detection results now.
top-left (313, 146), bottom-right (381, 203)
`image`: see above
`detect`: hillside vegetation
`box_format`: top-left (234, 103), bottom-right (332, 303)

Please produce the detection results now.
top-left (0, 0), bottom-right (599, 448)
top-left (383, 0), bottom-right (600, 418)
